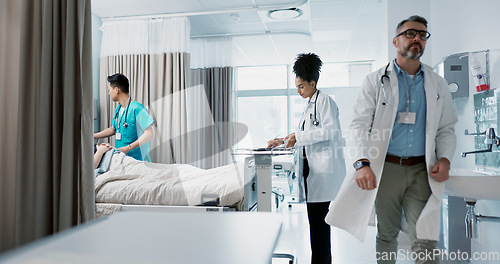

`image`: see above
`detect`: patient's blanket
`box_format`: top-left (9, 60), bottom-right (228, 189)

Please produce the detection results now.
top-left (95, 152), bottom-right (246, 209)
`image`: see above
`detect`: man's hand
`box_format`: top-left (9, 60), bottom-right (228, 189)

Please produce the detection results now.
top-left (355, 166), bottom-right (377, 190)
top-left (118, 145), bottom-right (132, 154)
top-left (430, 157), bottom-right (450, 182)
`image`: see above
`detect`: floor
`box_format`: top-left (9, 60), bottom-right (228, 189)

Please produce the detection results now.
top-left (270, 177), bottom-right (464, 264)
top-left (271, 201), bottom-right (411, 264)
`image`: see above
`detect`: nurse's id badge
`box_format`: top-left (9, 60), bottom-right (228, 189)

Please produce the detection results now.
top-left (397, 112), bottom-right (416, 124)
top-left (116, 132), bottom-right (122, 141)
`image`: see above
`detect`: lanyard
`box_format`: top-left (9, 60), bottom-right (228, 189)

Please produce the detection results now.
top-left (401, 74), bottom-right (415, 113)
top-left (115, 97), bottom-right (131, 132)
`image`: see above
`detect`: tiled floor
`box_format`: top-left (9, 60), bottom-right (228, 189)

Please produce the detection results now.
top-left (272, 201), bottom-right (383, 264)
top-left (271, 199), bottom-right (462, 264)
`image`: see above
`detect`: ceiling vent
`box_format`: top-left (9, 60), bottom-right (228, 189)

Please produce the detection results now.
top-left (268, 8), bottom-right (302, 20)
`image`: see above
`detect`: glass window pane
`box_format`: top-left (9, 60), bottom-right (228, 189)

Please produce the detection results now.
top-left (288, 63), bottom-right (350, 88)
top-left (289, 95), bottom-right (307, 132)
top-left (349, 63), bottom-right (372, 86)
top-left (237, 66), bottom-right (287, 90)
top-left (318, 63), bottom-right (349, 88)
top-left (237, 96), bottom-right (287, 148)
top-left (321, 88), bottom-right (360, 133)
top-left (288, 66), bottom-right (295, 89)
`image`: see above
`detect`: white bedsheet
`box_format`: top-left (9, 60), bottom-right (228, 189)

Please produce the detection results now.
top-left (95, 152), bottom-right (246, 209)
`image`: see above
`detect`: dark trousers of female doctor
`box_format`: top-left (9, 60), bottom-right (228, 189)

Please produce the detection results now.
top-left (303, 154), bottom-right (332, 264)
top-left (268, 53), bottom-right (346, 264)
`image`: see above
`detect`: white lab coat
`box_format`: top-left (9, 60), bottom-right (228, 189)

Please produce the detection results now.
top-left (325, 62), bottom-right (457, 241)
top-left (295, 90), bottom-right (346, 202)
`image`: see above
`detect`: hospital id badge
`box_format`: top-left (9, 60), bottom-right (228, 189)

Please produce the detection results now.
top-left (397, 112), bottom-right (416, 124)
top-left (116, 132), bottom-right (122, 141)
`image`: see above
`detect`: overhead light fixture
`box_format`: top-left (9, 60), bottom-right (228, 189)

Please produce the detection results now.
top-left (268, 8), bottom-right (302, 20)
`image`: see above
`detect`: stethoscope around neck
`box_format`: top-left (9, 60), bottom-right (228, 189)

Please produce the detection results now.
top-left (311, 90), bottom-right (320, 126)
top-left (380, 62), bottom-right (392, 106)
top-left (381, 62), bottom-right (391, 85)
top-left (114, 96), bottom-right (131, 129)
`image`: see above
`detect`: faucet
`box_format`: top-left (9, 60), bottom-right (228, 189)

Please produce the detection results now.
top-left (461, 128), bottom-right (500, 157)
top-left (465, 200), bottom-right (500, 238)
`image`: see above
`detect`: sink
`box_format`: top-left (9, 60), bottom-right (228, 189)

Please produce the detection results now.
top-left (445, 168), bottom-right (500, 201)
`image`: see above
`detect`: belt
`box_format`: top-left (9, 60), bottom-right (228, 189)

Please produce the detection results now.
top-left (385, 154), bottom-right (425, 166)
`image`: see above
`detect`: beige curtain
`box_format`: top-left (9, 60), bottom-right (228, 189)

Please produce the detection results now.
top-left (98, 54), bottom-right (149, 147)
top-left (100, 53), bottom-right (190, 164)
top-left (98, 17), bottom-right (190, 164)
top-left (189, 67), bottom-right (234, 169)
top-left (149, 53), bottom-right (190, 164)
top-left (0, 0), bottom-right (22, 252)
top-left (0, 0), bottom-right (93, 253)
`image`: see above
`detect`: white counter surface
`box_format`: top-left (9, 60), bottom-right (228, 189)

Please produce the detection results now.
top-left (0, 211), bottom-right (282, 264)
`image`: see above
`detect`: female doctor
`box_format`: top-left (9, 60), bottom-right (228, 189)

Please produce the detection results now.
top-left (268, 53), bottom-right (346, 264)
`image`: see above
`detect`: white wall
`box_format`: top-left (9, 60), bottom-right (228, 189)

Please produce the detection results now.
top-left (385, 0), bottom-right (431, 65)
top-left (430, 1), bottom-right (500, 263)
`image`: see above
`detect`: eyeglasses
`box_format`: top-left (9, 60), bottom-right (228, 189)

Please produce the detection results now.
top-left (396, 29), bottom-right (431, 41)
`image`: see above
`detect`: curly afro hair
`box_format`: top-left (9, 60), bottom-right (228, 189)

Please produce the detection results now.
top-left (292, 53), bottom-right (323, 84)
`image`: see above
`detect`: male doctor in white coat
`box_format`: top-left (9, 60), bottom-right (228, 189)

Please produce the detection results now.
top-left (325, 15), bottom-right (457, 264)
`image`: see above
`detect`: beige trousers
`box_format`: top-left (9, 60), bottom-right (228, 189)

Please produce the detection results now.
top-left (375, 161), bottom-right (439, 264)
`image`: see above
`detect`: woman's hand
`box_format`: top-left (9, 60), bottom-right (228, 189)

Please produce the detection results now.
top-left (267, 138), bottom-right (285, 148)
top-left (284, 133), bottom-right (296, 148)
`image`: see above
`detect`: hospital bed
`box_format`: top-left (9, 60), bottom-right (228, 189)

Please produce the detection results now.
top-left (233, 148), bottom-right (296, 211)
top-left (94, 151), bottom-right (297, 263)
top-left (95, 151), bottom-right (258, 217)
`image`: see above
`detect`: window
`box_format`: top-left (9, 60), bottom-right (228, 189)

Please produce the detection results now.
top-left (234, 62), bottom-right (372, 149)
top-left (237, 66), bottom-right (287, 91)
top-left (237, 96), bottom-right (287, 148)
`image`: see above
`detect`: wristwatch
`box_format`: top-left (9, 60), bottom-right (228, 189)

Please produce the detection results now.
top-left (354, 160), bottom-right (370, 170)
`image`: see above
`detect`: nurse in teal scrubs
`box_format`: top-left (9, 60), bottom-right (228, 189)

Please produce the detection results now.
top-left (94, 73), bottom-right (154, 161)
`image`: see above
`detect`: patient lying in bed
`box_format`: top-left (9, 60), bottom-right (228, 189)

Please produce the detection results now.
top-left (95, 151), bottom-right (247, 213)
top-left (94, 143), bottom-right (112, 169)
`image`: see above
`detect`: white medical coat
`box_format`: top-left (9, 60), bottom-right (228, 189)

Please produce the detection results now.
top-left (295, 90), bottom-right (346, 202)
top-left (325, 62), bottom-right (457, 241)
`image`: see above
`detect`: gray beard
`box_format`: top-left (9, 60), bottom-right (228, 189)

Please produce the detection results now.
top-left (401, 48), bottom-right (423, 60)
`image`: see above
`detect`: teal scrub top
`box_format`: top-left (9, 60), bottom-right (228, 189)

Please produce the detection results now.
top-left (112, 100), bottom-right (154, 161)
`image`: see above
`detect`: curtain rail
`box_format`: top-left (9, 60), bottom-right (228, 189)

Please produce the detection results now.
top-left (191, 30), bottom-right (311, 39)
top-left (101, 0), bottom-right (308, 22)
